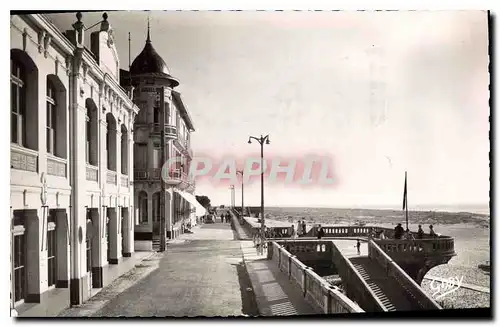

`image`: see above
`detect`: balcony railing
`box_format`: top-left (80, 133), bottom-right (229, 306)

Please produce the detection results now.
top-left (173, 138), bottom-right (193, 158)
top-left (133, 168), bottom-right (162, 181)
top-left (86, 164), bottom-right (98, 181)
top-left (47, 155), bottom-right (67, 177)
top-left (133, 168), bottom-right (190, 184)
top-left (11, 144), bottom-right (38, 172)
top-left (106, 170), bottom-right (117, 185)
top-left (120, 174), bottom-right (129, 187)
top-left (150, 123), bottom-right (177, 139)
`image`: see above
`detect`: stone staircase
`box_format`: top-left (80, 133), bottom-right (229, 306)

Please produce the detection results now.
top-left (349, 256), bottom-right (415, 312)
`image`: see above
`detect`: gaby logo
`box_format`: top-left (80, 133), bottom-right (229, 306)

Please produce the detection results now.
top-left (430, 276), bottom-right (463, 300)
top-left (161, 155), bottom-right (338, 188)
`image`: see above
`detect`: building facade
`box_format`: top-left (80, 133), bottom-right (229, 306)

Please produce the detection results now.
top-left (10, 13), bottom-right (139, 315)
top-left (120, 24), bottom-right (201, 251)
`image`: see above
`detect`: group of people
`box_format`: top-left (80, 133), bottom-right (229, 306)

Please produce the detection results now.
top-left (296, 219), bottom-right (308, 236)
top-left (220, 212), bottom-right (231, 223)
top-left (373, 223), bottom-right (438, 240)
top-left (252, 226), bottom-right (268, 255)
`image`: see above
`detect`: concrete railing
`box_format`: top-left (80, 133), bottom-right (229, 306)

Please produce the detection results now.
top-left (307, 226), bottom-right (375, 238)
top-left (374, 237), bottom-right (455, 256)
top-left (368, 240), bottom-right (442, 310)
top-left (330, 241), bottom-right (388, 312)
top-left (269, 241), bottom-right (364, 314)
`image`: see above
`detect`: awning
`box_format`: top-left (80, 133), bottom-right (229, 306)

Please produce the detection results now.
top-left (174, 189), bottom-right (207, 217)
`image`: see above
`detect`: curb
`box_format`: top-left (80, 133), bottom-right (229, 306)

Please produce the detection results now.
top-left (229, 211), bottom-right (251, 240)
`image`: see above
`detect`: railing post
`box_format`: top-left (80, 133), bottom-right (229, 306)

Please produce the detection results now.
top-left (304, 267), bottom-right (312, 298)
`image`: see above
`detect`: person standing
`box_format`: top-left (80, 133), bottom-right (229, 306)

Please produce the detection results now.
top-left (296, 221), bottom-right (301, 236)
top-left (394, 223), bottom-right (404, 239)
top-left (290, 225), bottom-right (297, 239)
top-left (302, 220), bottom-right (307, 236)
top-left (317, 225), bottom-right (325, 239)
top-left (355, 239), bottom-right (361, 255)
top-left (429, 225), bottom-right (437, 237)
top-left (417, 225), bottom-right (424, 239)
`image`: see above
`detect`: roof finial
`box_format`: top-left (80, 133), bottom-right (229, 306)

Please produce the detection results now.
top-left (146, 15), bottom-right (151, 43)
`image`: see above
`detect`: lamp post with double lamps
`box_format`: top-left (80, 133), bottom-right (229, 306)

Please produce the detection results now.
top-left (248, 134), bottom-right (270, 234)
top-left (236, 170), bottom-right (244, 218)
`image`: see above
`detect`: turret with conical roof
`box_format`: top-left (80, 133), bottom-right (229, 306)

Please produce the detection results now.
top-left (129, 18), bottom-right (179, 87)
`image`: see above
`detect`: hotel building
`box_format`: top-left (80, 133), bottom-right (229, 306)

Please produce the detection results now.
top-left (10, 12), bottom-right (203, 316)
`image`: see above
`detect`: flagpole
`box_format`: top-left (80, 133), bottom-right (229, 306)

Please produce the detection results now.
top-left (405, 171), bottom-right (408, 231)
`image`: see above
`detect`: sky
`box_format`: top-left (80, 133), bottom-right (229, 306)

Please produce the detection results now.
top-left (47, 11), bottom-right (490, 209)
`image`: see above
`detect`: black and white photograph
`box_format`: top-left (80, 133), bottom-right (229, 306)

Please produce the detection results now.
top-left (7, 5), bottom-right (492, 319)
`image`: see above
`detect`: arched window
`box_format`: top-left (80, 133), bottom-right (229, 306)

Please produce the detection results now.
top-left (46, 80), bottom-right (57, 155)
top-left (11, 59), bottom-right (25, 145)
top-left (85, 99), bottom-right (98, 166)
top-left (106, 113), bottom-right (117, 171)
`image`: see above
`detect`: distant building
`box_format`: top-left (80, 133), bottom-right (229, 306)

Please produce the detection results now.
top-left (10, 12), bottom-right (139, 314)
top-left (120, 20), bottom-right (201, 251)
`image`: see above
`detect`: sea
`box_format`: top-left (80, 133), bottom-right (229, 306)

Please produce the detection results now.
top-left (257, 206), bottom-right (490, 268)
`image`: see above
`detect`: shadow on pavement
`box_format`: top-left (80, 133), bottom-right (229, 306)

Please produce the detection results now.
top-left (233, 261), bottom-right (260, 317)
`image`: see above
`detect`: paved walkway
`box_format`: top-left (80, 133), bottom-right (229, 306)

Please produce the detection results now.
top-left (63, 223), bottom-right (258, 317)
top-left (176, 222), bottom-right (236, 241)
top-left (240, 241), bottom-right (319, 316)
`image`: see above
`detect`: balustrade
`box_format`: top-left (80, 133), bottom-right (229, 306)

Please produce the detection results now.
top-left (120, 175), bottom-right (129, 187)
top-left (86, 164), bottom-right (98, 181)
top-left (368, 240), bottom-right (441, 310)
top-left (11, 144), bottom-right (38, 172)
top-left (133, 168), bottom-right (162, 181)
top-left (47, 155), bottom-right (67, 177)
top-left (150, 123), bottom-right (177, 138)
top-left (305, 268), bottom-right (328, 311)
top-left (290, 256), bottom-right (307, 291)
top-left (106, 170), bottom-right (117, 184)
top-left (374, 237), bottom-right (455, 256)
top-left (331, 241), bottom-right (387, 312)
top-left (268, 241), bottom-right (364, 314)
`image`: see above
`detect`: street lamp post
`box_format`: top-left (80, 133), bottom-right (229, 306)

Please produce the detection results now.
top-left (229, 185), bottom-right (235, 209)
top-left (248, 134), bottom-right (270, 234)
top-left (236, 170), bottom-right (244, 217)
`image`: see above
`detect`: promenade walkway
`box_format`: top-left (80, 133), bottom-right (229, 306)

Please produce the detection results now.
top-left (241, 241), bottom-right (319, 316)
top-left (232, 212), bottom-right (319, 316)
top-left (60, 222), bottom-right (258, 317)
